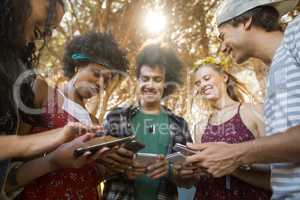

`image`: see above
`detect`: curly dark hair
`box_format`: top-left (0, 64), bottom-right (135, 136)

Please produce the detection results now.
top-left (223, 6), bottom-right (281, 32)
top-left (136, 43), bottom-right (184, 97)
top-left (63, 31), bottom-right (129, 79)
top-left (0, 0), bottom-right (64, 127)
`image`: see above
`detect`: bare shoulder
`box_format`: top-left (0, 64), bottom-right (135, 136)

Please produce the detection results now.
top-left (241, 103), bottom-right (263, 117)
top-left (192, 114), bottom-right (210, 144)
top-left (32, 76), bottom-right (51, 107)
top-left (240, 103), bottom-right (265, 138)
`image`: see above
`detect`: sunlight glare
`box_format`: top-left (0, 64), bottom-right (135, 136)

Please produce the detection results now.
top-left (144, 10), bottom-right (166, 34)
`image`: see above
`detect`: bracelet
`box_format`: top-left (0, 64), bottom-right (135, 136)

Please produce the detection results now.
top-left (7, 164), bottom-right (21, 190)
top-left (168, 164), bottom-right (177, 177)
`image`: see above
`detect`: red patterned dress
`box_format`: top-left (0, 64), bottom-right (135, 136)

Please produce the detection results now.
top-left (17, 89), bottom-right (103, 200)
top-left (194, 104), bottom-right (271, 200)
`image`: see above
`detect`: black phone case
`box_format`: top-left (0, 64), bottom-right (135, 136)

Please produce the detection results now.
top-left (124, 140), bottom-right (145, 153)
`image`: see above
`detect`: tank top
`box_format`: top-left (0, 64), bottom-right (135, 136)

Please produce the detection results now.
top-left (194, 104), bottom-right (271, 200)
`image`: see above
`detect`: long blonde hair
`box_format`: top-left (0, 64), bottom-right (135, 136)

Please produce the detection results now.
top-left (193, 63), bottom-right (255, 104)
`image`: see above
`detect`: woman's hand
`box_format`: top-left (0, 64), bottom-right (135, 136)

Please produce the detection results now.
top-left (59, 122), bottom-right (103, 144)
top-left (48, 133), bottom-right (109, 170)
top-left (184, 142), bottom-right (245, 177)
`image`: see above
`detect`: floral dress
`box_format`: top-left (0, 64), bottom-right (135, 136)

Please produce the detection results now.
top-left (17, 88), bottom-right (102, 200)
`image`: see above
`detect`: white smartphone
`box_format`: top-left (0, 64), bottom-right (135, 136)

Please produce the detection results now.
top-left (167, 152), bottom-right (186, 165)
top-left (135, 153), bottom-right (160, 166)
top-left (173, 143), bottom-right (197, 156)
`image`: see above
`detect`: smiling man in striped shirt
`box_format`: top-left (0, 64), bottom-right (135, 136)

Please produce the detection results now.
top-left (185, 0), bottom-right (300, 199)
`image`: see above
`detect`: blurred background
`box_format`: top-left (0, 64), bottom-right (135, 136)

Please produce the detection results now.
top-left (37, 0), bottom-right (300, 131)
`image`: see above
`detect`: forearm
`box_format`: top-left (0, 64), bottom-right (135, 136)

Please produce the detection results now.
top-left (0, 128), bottom-right (63, 160)
top-left (6, 155), bottom-right (57, 192)
top-left (20, 128), bottom-right (64, 157)
top-left (240, 125), bottom-right (300, 164)
top-left (232, 165), bottom-right (271, 190)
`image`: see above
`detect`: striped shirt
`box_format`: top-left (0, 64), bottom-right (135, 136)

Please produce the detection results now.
top-left (265, 15), bottom-right (300, 200)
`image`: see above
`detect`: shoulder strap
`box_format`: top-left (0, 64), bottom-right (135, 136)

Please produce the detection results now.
top-left (237, 103), bottom-right (242, 114)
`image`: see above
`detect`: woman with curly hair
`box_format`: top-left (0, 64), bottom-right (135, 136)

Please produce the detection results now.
top-left (16, 31), bottom-right (130, 200)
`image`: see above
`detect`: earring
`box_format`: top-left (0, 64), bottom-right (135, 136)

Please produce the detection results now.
top-left (75, 66), bottom-right (79, 74)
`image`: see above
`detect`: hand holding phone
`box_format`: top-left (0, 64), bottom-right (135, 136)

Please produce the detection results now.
top-left (73, 135), bottom-right (135, 157)
top-left (123, 140), bottom-right (145, 153)
top-left (135, 153), bottom-right (160, 166)
top-left (166, 152), bottom-right (186, 165)
top-left (173, 143), bottom-right (197, 156)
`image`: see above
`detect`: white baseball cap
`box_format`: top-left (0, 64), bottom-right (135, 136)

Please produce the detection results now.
top-left (216, 0), bottom-right (299, 26)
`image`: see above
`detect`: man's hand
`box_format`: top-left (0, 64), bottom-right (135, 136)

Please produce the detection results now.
top-left (146, 155), bottom-right (169, 179)
top-left (125, 161), bottom-right (147, 180)
top-left (48, 133), bottom-right (109, 170)
top-left (185, 142), bottom-right (246, 177)
top-left (100, 147), bottom-right (134, 173)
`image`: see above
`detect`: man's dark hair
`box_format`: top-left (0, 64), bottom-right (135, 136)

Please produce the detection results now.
top-left (136, 43), bottom-right (183, 97)
top-left (63, 31), bottom-right (129, 78)
top-left (223, 6), bottom-right (281, 32)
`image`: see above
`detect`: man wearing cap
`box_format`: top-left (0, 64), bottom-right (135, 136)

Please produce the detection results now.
top-left (185, 0), bottom-right (300, 199)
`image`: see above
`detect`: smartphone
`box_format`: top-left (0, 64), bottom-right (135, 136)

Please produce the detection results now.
top-left (95, 129), bottom-right (108, 137)
top-left (74, 135), bottom-right (135, 157)
top-left (166, 152), bottom-right (186, 165)
top-left (123, 140), bottom-right (145, 153)
top-left (135, 153), bottom-right (160, 166)
top-left (173, 143), bottom-right (197, 156)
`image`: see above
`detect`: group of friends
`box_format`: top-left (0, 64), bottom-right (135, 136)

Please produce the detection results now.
top-left (0, 0), bottom-right (300, 200)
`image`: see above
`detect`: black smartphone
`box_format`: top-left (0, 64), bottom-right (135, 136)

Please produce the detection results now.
top-left (123, 140), bottom-right (145, 153)
top-left (73, 135), bottom-right (135, 157)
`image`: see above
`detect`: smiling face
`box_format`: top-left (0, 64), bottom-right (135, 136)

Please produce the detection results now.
top-left (23, 0), bottom-right (64, 44)
top-left (73, 63), bottom-right (112, 99)
top-left (194, 65), bottom-right (228, 101)
top-left (138, 65), bottom-right (165, 106)
top-left (218, 22), bottom-right (252, 64)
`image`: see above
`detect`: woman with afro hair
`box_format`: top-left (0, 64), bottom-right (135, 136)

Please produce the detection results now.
top-left (16, 31), bottom-right (130, 200)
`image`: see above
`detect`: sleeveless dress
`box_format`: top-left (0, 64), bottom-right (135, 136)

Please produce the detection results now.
top-left (17, 88), bottom-right (102, 200)
top-left (194, 104), bottom-right (271, 200)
